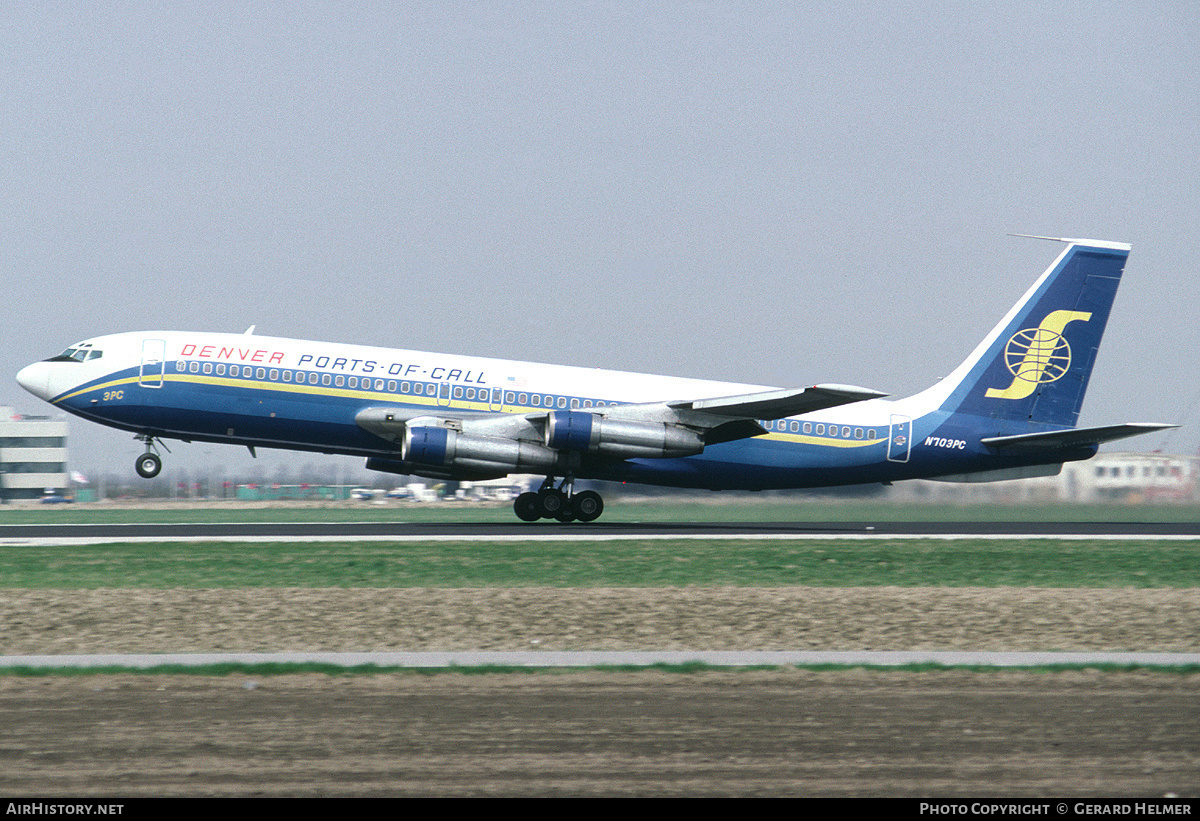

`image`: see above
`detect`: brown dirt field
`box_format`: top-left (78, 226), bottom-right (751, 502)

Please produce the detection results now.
top-left (3, 586), bottom-right (1199, 654)
top-left (0, 669), bottom-right (1196, 797)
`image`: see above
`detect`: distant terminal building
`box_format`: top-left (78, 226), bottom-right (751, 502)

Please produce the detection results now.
top-left (899, 450), bottom-right (1197, 504)
top-left (0, 407), bottom-right (68, 502)
top-left (1060, 451), bottom-right (1196, 503)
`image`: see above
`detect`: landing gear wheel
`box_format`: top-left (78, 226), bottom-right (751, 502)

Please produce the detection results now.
top-left (135, 452), bottom-right (162, 479)
top-left (571, 490), bottom-right (604, 522)
top-left (516, 478), bottom-right (605, 523)
top-left (514, 492), bottom-right (541, 522)
top-left (536, 488), bottom-right (567, 519)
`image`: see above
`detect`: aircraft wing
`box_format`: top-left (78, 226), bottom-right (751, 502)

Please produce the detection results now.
top-left (356, 383), bottom-right (889, 451)
top-left (668, 383), bottom-right (888, 419)
top-left (980, 422), bottom-right (1177, 450)
top-left (569, 382), bottom-right (889, 447)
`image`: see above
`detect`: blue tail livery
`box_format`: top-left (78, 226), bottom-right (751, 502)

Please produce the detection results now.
top-left (16, 237), bottom-right (1173, 521)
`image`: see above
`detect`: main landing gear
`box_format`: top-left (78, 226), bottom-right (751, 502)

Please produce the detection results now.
top-left (513, 476), bottom-right (604, 523)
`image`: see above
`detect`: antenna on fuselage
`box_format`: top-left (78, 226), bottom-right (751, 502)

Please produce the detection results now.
top-left (243, 325), bottom-right (256, 335)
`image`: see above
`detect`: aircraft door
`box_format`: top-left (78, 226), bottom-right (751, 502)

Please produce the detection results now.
top-left (490, 387), bottom-right (504, 411)
top-left (139, 339), bottom-right (166, 388)
top-left (438, 382), bottom-right (452, 407)
top-left (887, 415), bottom-right (911, 463)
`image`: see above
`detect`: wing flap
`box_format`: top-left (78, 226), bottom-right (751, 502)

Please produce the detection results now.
top-left (981, 422), bottom-right (1177, 450)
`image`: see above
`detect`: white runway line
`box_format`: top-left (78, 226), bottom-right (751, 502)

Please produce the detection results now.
top-left (2, 650), bottom-right (1198, 669)
top-left (5, 533), bottom-right (1200, 546)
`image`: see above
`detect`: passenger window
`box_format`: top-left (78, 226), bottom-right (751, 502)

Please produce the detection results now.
top-left (334, 375), bottom-right (344, 387)
top-left (321, 374), bottom-right (331, 385)
top-left (855, 428), bottom-right (863, 439)
top-left (270, 369), bottom-right (279, 381)
top-left (230, 365), bottom-right (240, 377)
top-left (815, 424), bottom-right (824, 435)
top-left (803, 422), bottom-right (812, 434)
top-left (189, 362), bottom-right (199, 373)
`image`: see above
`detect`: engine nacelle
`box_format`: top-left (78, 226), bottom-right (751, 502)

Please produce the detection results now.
top-left (364, 457), bottom-right (508, 482)
top-left (544, 411), bottom-right (704, 459)
top-left (402, 423), bottom-right (559, 474)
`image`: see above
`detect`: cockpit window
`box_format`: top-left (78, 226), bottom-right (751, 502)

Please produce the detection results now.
top-left (47, 343), bottom-right (102, 363)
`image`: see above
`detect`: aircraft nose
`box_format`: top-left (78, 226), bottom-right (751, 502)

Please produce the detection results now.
top-left (16, 362), bottom-right (52, 400)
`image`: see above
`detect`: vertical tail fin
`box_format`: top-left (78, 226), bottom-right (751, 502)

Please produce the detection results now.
top-left (912, 238), bottom-right (1130, 428)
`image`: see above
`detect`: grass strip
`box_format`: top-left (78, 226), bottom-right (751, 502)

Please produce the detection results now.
top-left (1, 538), bottom-right (1198, 588)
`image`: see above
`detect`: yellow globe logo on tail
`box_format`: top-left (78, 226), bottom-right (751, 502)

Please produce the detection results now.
top-left (984, 310), bottom-right (1091, 400)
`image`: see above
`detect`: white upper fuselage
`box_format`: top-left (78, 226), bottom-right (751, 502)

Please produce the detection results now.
top-left (19, 329), bottom-right (893, 427)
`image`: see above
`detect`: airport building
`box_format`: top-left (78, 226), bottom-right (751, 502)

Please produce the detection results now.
top-left (897, 450), bottom-right (1197, 504)
top-left (0, 407), bottom-right (68, 502)
top-left (1055, 451), bottom-right (1196, 503)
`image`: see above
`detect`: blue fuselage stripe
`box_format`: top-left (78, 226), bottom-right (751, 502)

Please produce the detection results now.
top-left (51, 366), bottom-right (1083, 489)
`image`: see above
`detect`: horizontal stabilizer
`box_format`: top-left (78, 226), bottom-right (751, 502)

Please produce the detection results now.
top-left (981, 422), bottom-right (1177, 451)
top-left (1008, 234), bottom-right (1133, 251)
top-left (670, 384), bottom-right (887, 420)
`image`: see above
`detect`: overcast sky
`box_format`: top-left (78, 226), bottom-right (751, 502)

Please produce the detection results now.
top-left (2, 2), bottom-right (1198, 480)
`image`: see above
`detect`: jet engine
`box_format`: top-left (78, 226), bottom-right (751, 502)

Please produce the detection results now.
top-left (543, 411), bottom-right (704, 459)
top-left (402, 422), bottom-right (560, 475)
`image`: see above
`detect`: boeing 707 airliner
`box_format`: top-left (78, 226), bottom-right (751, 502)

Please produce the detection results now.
top-left (16, 237), bottom-right (1173, 522)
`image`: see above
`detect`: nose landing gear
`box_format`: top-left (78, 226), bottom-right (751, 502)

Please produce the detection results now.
top-left (513, 477), bottom-right (605, 523)
top-left (135, 452), bottom-right (162, 479)
top-left (133, 435), bottom-right (167, 479)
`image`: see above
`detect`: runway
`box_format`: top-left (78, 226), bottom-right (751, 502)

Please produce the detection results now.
top-left (2, 519), bottom-right (1199, 544)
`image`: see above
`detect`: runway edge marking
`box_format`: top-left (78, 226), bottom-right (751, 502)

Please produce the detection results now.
top-left (2, 650), bottom-right (1199, 670)
top-left (5, 533), bottom-right (1200, 546)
